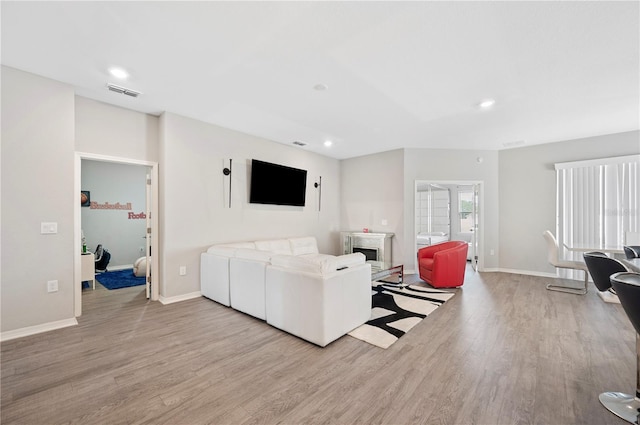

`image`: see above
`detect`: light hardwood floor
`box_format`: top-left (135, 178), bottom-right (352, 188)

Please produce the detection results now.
top-left (1, 269), bottom-right (635, 424)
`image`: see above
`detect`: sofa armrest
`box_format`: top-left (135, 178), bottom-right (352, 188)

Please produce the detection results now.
top-left (265, 263), bottom-right (372, 346)
top-left (200, 252), bottom-right (232, 306)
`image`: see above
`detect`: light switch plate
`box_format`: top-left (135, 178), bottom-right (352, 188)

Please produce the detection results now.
top-left (47, 280), bottom-right (58, 292)
top-left (41, 222), bottom-right (58, 234)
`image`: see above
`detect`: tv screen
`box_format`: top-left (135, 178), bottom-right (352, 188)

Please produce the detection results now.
top-left (249, 159), bottom-right (307, 207)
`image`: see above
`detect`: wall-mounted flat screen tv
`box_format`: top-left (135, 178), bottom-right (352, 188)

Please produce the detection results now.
top-left (249, 159), bottom-right (307, 207)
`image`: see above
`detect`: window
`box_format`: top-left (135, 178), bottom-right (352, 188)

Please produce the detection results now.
top-left (556, 155), bottom-right (639, 275)
top-left (458, 189), bottom-right (474, 234)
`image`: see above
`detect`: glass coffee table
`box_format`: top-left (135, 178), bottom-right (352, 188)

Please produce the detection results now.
top-left (370, 261), bottom-right (405, 287)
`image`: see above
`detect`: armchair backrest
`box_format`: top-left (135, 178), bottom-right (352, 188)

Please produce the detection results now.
top-left (610, 272), bottom-right (640, 335)
top-left (583, 251), bottom-right (627, 292)
top-left (623, 245), bottom-right (640, 260)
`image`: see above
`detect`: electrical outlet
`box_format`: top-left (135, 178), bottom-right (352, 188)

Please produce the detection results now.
top-left (490, 249), bottom-right (495, 256)
top-left (47, 280), bottom-right (58, 293)
top-left (179, 266), bottom-right (187, 276)
top-left (381, 219), bottom-right (388, 226)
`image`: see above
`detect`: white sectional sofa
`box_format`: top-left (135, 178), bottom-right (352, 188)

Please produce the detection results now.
top-left (200, 236), bottom-right (372, 347)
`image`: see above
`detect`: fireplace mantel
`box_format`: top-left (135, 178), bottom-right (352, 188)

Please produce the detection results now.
top-left (341, 232), bottom-right (394, 265)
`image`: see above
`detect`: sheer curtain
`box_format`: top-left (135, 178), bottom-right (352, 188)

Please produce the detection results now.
top-left (556, 155), bottom-right (639, 279)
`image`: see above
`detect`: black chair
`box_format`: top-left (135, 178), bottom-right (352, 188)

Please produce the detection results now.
top-left (599, 272), bottom-right (640, 424)
top-left (624, 246), bottom-right (640, 260)
top-left (583, 252), bottom-right (628, 295)
top-left (94, 244), bottom-right (111, 273)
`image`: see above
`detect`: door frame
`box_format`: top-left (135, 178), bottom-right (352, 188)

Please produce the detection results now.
top-left (74, 152), bottom-right (159, 317)
top-left (413, 180), bottom-right (484, 274)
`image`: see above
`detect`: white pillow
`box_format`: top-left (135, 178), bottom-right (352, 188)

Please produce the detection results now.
top-left (289, 237), bottom-right (319, 256)
top-left (255, 239), bottom-right (292, 255)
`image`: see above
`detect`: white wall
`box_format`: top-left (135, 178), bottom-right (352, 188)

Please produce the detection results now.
top-left (1, 66), bottom-right (76, 332)
top-left (75, 96), bottom-right (159, 162)
top-left (81, 160), bottom-right (149, 267)
top-left (159, 112), bottom-right (342, 299)
top-left (498, 130), bottom-right (640, 275)
top-left (340, 150), bottom-right (405, 265)
top-left (340, 148), bottom-right (499, 272)
top-left (2, 65), bottom-right (638, 335)
top-left (403, 148), bottom-right (500, 271)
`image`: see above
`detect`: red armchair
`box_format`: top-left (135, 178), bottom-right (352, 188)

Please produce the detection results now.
top-left (417, 241), bottom-right (469, 288)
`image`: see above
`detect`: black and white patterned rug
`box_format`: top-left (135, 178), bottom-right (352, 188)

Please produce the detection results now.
top-left (349, 283), bottom-right (455, 349)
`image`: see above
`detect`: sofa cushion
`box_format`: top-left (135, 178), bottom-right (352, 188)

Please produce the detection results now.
top-left (234, 248), bottom-right (273, 262)
top-left (289, 237), bottom-right (319, 256)
top-left (328, 253), bottom-right (366, 270)
top-left (271, 253), bottom-right (365, 275)
top-left (271, 255), bottom-right (323, 274)
top-left (255, 239), bottom-right (292, 255)
top-left (206, 242), bottom-right (256, 257)
top-left (420, 258), bottom-right (435, 270)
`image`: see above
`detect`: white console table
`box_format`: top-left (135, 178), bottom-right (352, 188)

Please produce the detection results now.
top-left (81, 252), bottom-right (95, 290)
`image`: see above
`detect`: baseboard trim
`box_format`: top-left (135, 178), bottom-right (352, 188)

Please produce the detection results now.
top-left (495, 268), bottom-right (558, 278)
top-left (1, 318), bottom-right (78, 342)
top-left (104, 264), bottom-right (133, 272)
top-left (492, 268), bottom-right (588, 282)
top-left (159, 291), bottom-right (202, 305)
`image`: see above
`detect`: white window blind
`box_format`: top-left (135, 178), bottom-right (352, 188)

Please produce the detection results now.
top-left (556, 155), bottom-right (640, 278)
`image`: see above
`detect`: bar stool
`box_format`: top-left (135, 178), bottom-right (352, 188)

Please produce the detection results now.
top-left (599, 272), bottom-right (640, 424)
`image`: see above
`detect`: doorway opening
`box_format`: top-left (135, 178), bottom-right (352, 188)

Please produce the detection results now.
top-left (414, 180), bottom-right (483, 273)
top-left (74, 152), bottom-right (159, 317)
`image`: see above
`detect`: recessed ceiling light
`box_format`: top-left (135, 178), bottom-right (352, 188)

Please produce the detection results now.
top-left (479, 98), bottom-right (496, 109)
top-left (314, 83), bottom-right (328, 91)
top-left (324, 140), bottom-right (333, 147)
top-left (109, 67), bottom-right (129, 80)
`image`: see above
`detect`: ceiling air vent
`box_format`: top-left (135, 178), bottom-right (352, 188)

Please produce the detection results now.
top-left (107, 83), bottom-right (141, 98)
top-left (293, 141), bottom-right (307, 147)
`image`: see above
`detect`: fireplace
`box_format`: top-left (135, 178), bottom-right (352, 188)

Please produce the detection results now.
top-left (352, 247), bottom-right (378, 262)
top-left (341, 232), bottom-right (394, 265)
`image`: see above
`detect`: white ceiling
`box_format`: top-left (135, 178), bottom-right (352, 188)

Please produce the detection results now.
top-left (2, 1), bottom-right (638, 159)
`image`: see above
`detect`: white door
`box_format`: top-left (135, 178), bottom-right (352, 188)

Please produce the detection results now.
top-left (145, 173), bottom-right (152, 299)
top-left (471, 184), bottom-right (480, 271)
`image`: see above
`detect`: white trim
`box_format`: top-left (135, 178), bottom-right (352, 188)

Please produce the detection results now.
top-left (75, 152), bottom-right (160, 317)
top-left (75, 151), bottom-right (158, 167)
top-left (1, 318), bottom-right (78, 342)
top-left (159, 291), bottom-right (202, 305)
top-left (102, 264), bottom-right (134, 271)
top-left (555, 154), bottom-right (640, 170)
top-left (413, 179), bottom-right (485, 273)
top-left (494, 268), bottom-right (586, 281)
top-left (496, 268), bottom-right (558, 278)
